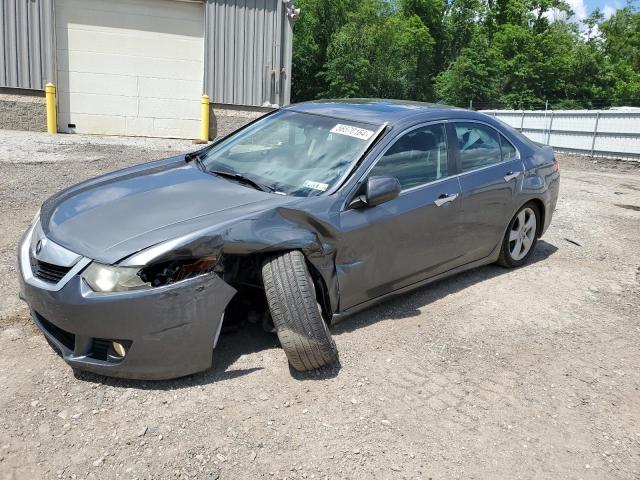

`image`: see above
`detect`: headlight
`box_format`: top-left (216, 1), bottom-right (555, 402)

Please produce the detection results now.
top-left (82, 255), bottom-right (218, 292)
top-left (140, 256), bottom-right (218, 287)
top-left (27, 210), bottom-right (41, 251)
top-left (82, 263), bottom-right (150, 293)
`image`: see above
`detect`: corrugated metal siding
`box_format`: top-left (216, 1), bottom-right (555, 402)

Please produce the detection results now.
top-left (204, 0), bottom-right (293, 106)
top-left (0, 0), bottom-right (56, 90)
top-left (483, 109), bottom-right (640, 160)
top-left (2, 0), bottom-right (293, 106)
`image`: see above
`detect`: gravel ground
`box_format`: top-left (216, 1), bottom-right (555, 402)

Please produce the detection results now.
top-left (0, 130), bottom-right (639, 480)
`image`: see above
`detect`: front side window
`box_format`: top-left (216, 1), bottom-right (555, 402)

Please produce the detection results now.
top-left (455, 123), bottom-right (502, 172)
top-left (200, 110), bottom-right (379, 197)
top-left (368, 124), bottom-right (449, 190)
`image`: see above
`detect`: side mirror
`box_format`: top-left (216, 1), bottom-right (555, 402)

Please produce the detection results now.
top-left (350, 175), bottom-right (401, 208)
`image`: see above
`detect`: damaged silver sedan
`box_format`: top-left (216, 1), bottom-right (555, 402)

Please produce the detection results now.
top-left (18, 99), bottom-right (560, 379)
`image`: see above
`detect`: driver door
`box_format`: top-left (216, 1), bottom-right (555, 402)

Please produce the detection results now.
top-left (335, 123), bottom-right (466, 310)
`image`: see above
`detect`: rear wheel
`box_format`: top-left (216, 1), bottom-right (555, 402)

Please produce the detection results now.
top-left (497, 203), bottom-right (540, 268)
top-left (261, 251), bottom-right (339, 371)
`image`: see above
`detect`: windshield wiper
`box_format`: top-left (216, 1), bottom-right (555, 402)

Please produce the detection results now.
top-left (188, 153), bottom-right (275, 193)
top-left (185, 151), bottom-right (206, 170)
top-left (209, 169), bottom-right (275, 193)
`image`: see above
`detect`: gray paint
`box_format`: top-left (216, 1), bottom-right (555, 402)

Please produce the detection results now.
top-left (19, 101), bottom-right (560, 379)
top-left (20, 269), bottom-right (236, 380)
top-left (204, 0), bottom-right (294, 106)
top-left (0, 0), bottom-right (56, 90)
top-left (40, 158), bottom-right (299, 264)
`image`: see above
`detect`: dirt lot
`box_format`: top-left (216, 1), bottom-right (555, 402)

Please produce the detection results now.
top-left (0, 130), bottom-right (639, 480)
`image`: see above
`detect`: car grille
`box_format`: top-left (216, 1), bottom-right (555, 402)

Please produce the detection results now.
top-left (30, 255), bottom-right (72, 284)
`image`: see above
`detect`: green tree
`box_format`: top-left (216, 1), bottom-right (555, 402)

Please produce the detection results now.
top-left (291, 0), bottom-right (361, 101)
top-left (321, 1), bottom-right (434, 99)
top-left (529, 0), bottom-right (572, 33)
top-left (599, 3), bottom-right (640, 71)
top-left (401, 0), bottom-right (448, 98)
top-left (434, 36), bottom-right (501, 107)
top-left (599, 3), bottom-right (640, 105)
top-left (442, 0), bottom-right (481, 62)
top-left (582, 8), bottom-right (605, 41)
top-left (291, 0), bottom-right (640, 107)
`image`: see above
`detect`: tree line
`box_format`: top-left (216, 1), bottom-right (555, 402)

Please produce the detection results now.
top-left (291, 0), bottom-right (640, 109)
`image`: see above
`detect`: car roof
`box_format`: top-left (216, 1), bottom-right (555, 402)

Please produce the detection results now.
top-left (284, 98), bottom-right (475, 126)
top-left (282, 98), bottom-right (539, 156)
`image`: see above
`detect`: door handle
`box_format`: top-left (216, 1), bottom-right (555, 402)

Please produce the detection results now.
top-left (504, 171), bottom-right (522, 182)
top-left (434, 193), bottom-right (458, 207)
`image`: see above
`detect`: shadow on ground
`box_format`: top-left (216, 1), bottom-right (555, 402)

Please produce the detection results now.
top-left (73, 240), bottom-right (558, 389)
top-left (73, 322), bottom-right (280, 390)
top-left (334, 239), bottom-right (558, 333)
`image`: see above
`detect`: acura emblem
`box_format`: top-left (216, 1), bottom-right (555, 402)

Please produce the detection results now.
top-left (35, 240), bottom-right (43, 254)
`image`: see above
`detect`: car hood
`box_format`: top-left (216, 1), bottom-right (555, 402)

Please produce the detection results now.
top-left (42, 159), bottom-right (297, 263)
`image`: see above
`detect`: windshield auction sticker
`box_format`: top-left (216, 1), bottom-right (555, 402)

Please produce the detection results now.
top-left (330, 124), bottom-right (374, 140)
top-left (303, 180), bottom-right (329, 191)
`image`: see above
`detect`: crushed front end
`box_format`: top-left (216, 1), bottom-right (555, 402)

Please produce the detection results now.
top-left (18, 221), bottom-right (236, 380)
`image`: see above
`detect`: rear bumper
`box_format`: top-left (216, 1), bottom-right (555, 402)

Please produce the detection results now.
top-left (542, 173), bottom-right (560, 235)
top-left (19, 261), bottom-right (236, 380)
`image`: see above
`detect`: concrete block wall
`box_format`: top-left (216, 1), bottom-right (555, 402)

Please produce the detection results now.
top-left (210, 104), bottom-right (274, 139)
top-left (0, 92), bottom-right (46, 132)
top-left (0, 93), bottom-right (275, 138)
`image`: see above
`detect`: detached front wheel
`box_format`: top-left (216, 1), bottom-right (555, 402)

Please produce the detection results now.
top-left (262, 251), bottom-right (339, 371)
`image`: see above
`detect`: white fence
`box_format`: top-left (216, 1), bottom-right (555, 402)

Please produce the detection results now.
top-left (481, 109), bottom-right (640, 160)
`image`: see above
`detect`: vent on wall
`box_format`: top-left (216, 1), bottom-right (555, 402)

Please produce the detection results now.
top-left (67, 124), bottom-right (76, 129)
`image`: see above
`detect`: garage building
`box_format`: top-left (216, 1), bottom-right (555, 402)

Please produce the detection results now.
top-left (0, 0), bottom-right (296, 138)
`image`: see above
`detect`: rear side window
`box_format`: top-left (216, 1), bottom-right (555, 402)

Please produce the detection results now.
top-left (455, 123), bottom-right (501, 172)
top-left (369, 124), bottom-right (448, 190)
top-left (500, 134), bottom-right (517, 161)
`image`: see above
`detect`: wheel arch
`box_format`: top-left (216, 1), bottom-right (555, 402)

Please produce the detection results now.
top-left (267, 249), bottom-right (334, 325)
top-left (525, 198), bottom-right (545, 237)
top-left (221, 249), bottom-right (334, 325)
top-left (299, 252), bottom-right (334, 324)
top-left (508, 198), bottom-right (545, 238)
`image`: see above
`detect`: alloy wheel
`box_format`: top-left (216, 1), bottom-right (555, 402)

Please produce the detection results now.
top-left (508, 207), bottom-right (537, 261)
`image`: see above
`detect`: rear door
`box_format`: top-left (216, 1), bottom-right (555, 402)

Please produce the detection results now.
top-left (452, 122), bottom-right (524, 262)
top-left (336, 122), bottom-right (466, 310)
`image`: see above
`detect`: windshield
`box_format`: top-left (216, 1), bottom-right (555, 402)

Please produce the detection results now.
top-left (200, 110), bottom-right (379, 197)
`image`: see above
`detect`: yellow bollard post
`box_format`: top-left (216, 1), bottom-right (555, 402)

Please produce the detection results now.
top-left (45, 83), bottom-right (57, 134)
top-left (200, 94), bottom-right (210, 143)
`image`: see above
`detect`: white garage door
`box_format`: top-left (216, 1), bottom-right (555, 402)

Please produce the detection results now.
top-left (55, 0), bottom-right (204, 138)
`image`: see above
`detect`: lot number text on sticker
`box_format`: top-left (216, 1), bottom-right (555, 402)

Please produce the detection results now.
top-left (330, 124), bottom-right (374, 140)
top-left (303, 180), bottom-right (329, 191)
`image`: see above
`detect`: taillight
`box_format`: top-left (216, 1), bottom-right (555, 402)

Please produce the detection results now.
top-left (552, 158), bottom-right (559, 173)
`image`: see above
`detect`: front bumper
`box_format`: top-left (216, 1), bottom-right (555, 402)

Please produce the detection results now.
top-left (18, 231), bottom-right (236, 380)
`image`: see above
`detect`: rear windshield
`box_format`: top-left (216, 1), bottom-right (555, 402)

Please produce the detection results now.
top-left (493, 118), bottom-right (539, 150)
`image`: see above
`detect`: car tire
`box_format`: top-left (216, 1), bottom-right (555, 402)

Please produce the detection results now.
top-left (262, 250), bottom-right (339, 371)
top-left (497, 202), bottom-right (541, 268)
